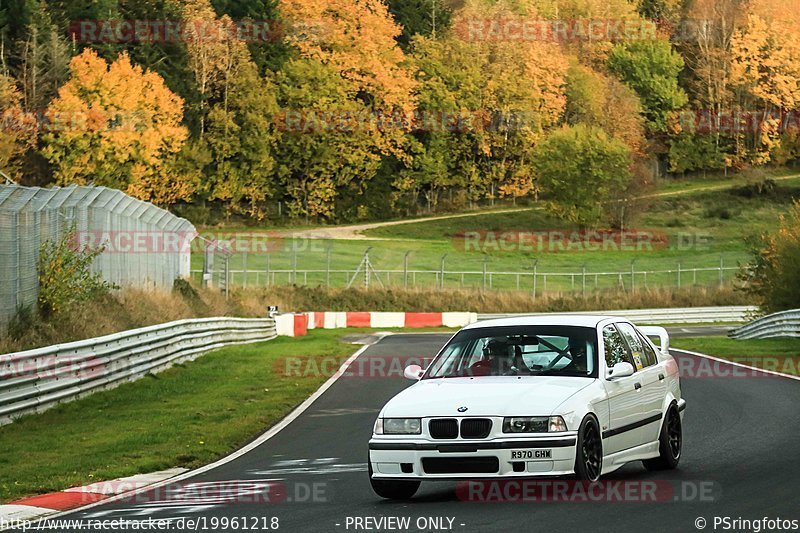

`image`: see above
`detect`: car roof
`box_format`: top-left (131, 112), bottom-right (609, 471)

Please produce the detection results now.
top-left (462, 314), bottom-right (625, 330)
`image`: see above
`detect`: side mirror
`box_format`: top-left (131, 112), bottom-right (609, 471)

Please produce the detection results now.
top-left (607, 362), bottom-right (634, 380)
top-left (403, 364), bottom-right (424, 381)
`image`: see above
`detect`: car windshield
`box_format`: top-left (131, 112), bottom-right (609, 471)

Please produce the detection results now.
top-left (424, 325), bottom-right (597, 379)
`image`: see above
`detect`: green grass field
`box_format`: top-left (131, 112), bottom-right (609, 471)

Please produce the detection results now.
top-left (0, 330), bottom-right (360, 503)
top-left (191, 174), bottom-right (800, 293)
top-left (671, 336), bottom-right (800, 376)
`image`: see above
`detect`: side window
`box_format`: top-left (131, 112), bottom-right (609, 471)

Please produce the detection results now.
top-left (602, 325), bottom-right (632, 369)
top-left (637, 332), bottom-right (659, 367)
top-left (616, 322), bottom-right (646, 370)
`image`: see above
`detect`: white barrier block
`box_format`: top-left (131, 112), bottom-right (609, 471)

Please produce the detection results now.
top-left (442, 312), bottom-right (477, 328)
top-left (321, 311), bottom-right (348, 328)
top-left (370, 312), bottom-right (406, 328)
top-left (275, 314), bottom-right (296, 336)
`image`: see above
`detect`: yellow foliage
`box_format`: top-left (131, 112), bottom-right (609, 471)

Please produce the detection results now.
top-left (279, 0), bottom-right (417, 113)
top-left (0, 74), bottom-right (38, 176)
top-left (43, 49), bottom-right (190, 205)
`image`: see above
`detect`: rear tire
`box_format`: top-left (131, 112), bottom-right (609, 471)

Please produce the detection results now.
top-left (368, 459), bottom-right (420, 499)
top-left (574, 415), bottom-right (603, 482)
top-left (643, 404), bottom-right (682, 471)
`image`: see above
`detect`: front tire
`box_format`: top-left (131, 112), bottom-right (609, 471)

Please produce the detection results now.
top-left (368, 459), bottom-right (420, 499)
top-left (574, 415), bottom-right (603, 482)
top-left (643, 404), bottom-right (682, 471)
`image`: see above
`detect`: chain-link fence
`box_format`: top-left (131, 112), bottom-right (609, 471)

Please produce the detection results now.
top-left (0, 184), bottom-right (196, 330)
top-left (190, 248), bottom-right (743, 294)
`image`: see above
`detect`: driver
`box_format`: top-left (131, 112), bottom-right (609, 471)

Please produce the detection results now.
top-left (562, 337), bottom-right (588, 373)
top-left (483, 339), bottom-right (527, 375)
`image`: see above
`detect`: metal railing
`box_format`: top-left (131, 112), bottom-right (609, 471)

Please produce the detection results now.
top-left (190, 264), bottom-right (742, 294)
top-left (730, 309), bottom-right (800, 339)
top-left (477, 306), bottom-right (757, 325)
top-left (0, 317), bottom-right (276, 425)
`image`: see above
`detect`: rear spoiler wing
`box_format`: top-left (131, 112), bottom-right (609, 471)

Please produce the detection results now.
top-left (638, 326), bottom-right (670, 356)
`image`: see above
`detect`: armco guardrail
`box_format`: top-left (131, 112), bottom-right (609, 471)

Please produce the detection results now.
top-left (0, 317), bottom-right (276, 425)
top-left (478, 306), bottom-right (758, 325)
top-left (729, 309), bottom-right (800, 339)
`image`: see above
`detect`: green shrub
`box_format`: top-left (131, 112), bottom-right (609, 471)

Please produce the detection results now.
top-left (37, 229), bottom-right (117, 318)
top-left (739, 200), bottom-right (800, 313)
top-left (7, 305), bottom-right (36, 341)
top-left (173, 278), bottom-right (209, 314)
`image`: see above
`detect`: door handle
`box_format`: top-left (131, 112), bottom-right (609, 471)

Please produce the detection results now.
top-left (658, 373), bottom-right (665, 381)
top-left (634, 382), bottom-right (642, 390)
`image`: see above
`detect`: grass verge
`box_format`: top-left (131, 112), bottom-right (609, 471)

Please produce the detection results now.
top-left (0, 329), bottom-right (361, 503)
top-left (671, 336), bottom-right (800, 376)
top-left (257, 285), bottom-right (749, 313)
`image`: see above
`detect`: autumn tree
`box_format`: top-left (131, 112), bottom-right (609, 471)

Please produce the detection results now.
top-left (608, 40), bottom-right (688, 132)
top-left (14, 0), bottom-right (71, 111)
top-left (42, 49), bottom-right (190, 205)
top-left (274, 59), bottom-right (383, 219)
top-left (729, 0), bottom-right (800, 164)
top-left (0, 73), bottom-right (37, 177)
top-left (211, 0), bottom-right (290, 74)
top-left (565, 61), bottom-right (645, 154)
top-left (275, 0), bottom-right (418, 218)
top-left (677, 0), bottom-right (744, 113)
top-left (181, 0), bottom-right (279, 218)
top-left (279, 0), bottom-right (417, 113)
top-left (534, 124), bottom-right (633, 227)
top-left (406, 0), bottom-right (570, 208)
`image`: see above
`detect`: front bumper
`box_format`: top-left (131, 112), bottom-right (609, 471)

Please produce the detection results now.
top-left (369, 433), bottom-right (578, 479)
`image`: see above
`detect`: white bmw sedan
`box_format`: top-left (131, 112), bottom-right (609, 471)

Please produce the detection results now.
top-left (368, 315), bottom-right (685, 499)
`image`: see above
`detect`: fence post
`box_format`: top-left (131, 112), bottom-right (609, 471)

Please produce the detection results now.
top-left (719, 255), bottom-right (724, 287)
top-left (265, 253), bottom-right (270, 287)
top-left (482, 259), bottom-right (488, 291)
top-left (677, 261), bottom-right (682, 288)
top-left (404, 251), bottom-right (411, 288)
top-left (224, 255), bottom-right (230, 298)
top-left (326, 245), bottom-right (332, 287)
top-left (291, 247), bottom-right (298, 284)
top-left (440, 254), bottom-right (447, 290)
top-left (202, 242), bottom-right (211, 288)
top-left (243, 250), bottom-right (248, 288)
top-left (630, 259), bottom-right (636, 293)
top-left (582, 264), bottom-right (586, 297)
top-left (532, 260), bottom-right (538, 301)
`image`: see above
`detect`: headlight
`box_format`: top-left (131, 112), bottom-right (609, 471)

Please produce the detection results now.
top-left (376, 418), bottom-right (422, 435)
top-left (502, 416), bottom-right (567, 433)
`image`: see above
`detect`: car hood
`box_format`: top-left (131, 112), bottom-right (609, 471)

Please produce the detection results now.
top-left (381, 376), bottom-right (595, 418)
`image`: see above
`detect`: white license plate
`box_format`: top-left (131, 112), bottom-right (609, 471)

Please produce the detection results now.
top-left (510, 449), bottom-right (552, 459)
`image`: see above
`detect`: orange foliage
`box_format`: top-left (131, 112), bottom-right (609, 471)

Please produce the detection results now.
top-left (279, 0), bottom-right (417, 113)
top-left (43, 49), bottom-right (190, 205)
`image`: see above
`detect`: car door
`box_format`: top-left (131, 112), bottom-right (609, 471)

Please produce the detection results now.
top-left (600, 324), bottom-right (648, 454)
top-left (616, 322), bottom-right (666, 445)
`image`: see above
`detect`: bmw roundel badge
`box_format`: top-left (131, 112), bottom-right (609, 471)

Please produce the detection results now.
top-left (457, 406), bottom-right (468, 413)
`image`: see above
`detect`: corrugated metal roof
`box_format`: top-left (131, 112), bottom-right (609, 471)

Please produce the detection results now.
top-left (0, 184), bottom-right (195, 232)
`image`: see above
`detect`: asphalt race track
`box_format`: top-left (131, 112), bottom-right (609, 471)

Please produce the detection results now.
top-left (22, 333), bottom-right (800, 533)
